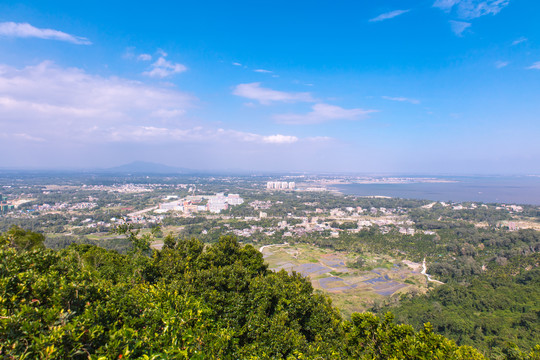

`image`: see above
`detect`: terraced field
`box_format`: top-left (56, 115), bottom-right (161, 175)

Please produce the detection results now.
top-left (260, 243), bottom-right (430, 316)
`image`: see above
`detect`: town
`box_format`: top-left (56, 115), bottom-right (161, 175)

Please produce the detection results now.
top-left (0, 175), bottom-right (535, 240)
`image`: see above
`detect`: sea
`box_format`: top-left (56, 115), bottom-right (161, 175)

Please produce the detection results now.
top-left (332, 176), bottom-right (540, 206)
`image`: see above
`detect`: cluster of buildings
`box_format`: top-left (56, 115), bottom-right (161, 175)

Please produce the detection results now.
top-left (78, 213), bottom-right (166, 229)
top-left (224, 208), bottom-right (424, 239)
top-left (422, 201), bottom-right (525, 214)
top-left (208, 193), bottom-right (243, 213)
top-left (158, 193), bottom-right (244, 214)
top-left (79, 183), bottom-right (192, 194)
top-left (80, 184), bottom-right (156, 193)
top-left (29, 202), bottom-right (98, 212)
top-left (0, 194), bottom-right (14, 214)
top-left (249, 200), bottom-right (273, 210)
top-left (497, 204), bottom-right (524, 212)
top-left (231, 225), bottom-right (269, 238)
top-left (266, 181), bottom-right (295, 190)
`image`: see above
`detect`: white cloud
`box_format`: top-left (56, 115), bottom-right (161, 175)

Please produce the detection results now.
top-left (0, 62), bottom-right (311, 147)
top-left (215, 129), bottom-right (300, 145)
top-left (495, 61), bottom-right (509, 68)
top-left (143, 56), bottom-right (187, 78)
top-left (512, 37), bottom-right (527, 45)
top-left (137, 54), bottom-right (152, 61)
top-left (254, 69), bottom-right (272, 73)
top-left (0, 21), bottom-right (91, 45)
top-left (274, 103), bottom-right (376, 125)
top-left (232, 62), bottom-right (242, 66)
top-left (526, 62), bottom-right (540, 70)
top-left (382, 96), bottom-right (420, 104)
top-left (434, 0), bottom-right (511, 19)
top-left (201, 129), bottom-right (299, 145)
top-left (261, 134), bottom-right (298, 144)
top-left (369, 9), bottom-right (411, 22)
top-left (233, 82), bottom-right (314, 105)
top-left (0, 61), bottom-right (195, 143)
top-left (449, 20), bottom-right (471, 36)
top-left (214, 129), bottom-right (300, 145)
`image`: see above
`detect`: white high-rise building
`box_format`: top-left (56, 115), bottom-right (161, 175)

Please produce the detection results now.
top-left (266, 181), bottom-right (295, 190)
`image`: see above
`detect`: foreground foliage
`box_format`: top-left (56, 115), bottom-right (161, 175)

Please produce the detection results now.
top-left (0, 226), bottom-right (533, 359)
top-left (380, 253), bottom-right (540, 359)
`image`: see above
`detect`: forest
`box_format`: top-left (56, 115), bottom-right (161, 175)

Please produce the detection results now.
top-left (378, 253), bottom-right (540, 359)
top-left (0, 226), bottom-right (518, 360)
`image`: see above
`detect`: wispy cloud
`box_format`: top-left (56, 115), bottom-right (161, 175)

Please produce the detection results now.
top-left (105, 126), bottom-right (301, 145)
top-left (274, 103), bottom-right (376, 125)
top-left (107, 126), bottom-right (198, 143)
top-left (254, 69), bottom-right (272, 73)
top-left (495, 61), bottom-right (509, 68)
top-left (232, 62), bottom-right (242, 66)
top-left (512, 37), bottom-right (527, 45)
top-left (0, 22), bottom-right (91, 45)
top-left (0, 132), bottom-right (45, 142)
top-left (449, 20), bottom-right (471, 36)
top-left (382, 96), bottom-right (420, 104)
top-left (433, 0), bottom-right (460, 10)
top-left (434, 0), bottom-right (511, 19)
top-left (526, 62), bottom-right (540, 70)
top-left (143, 55), bottom-right (187, 78)
top-left (124, 48), bottom-right (153, 61)
top-left (107, 126), bottom-right (299, 144)
top-left (233, 82), bottom-right (314, 105)
top-left (369, 9), bottom-right (410, 22)
top-left (137, 54), bottom-right (152, 61)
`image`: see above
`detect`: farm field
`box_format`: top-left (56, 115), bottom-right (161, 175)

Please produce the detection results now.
top-left (260, 243), bottom-right (431, 316)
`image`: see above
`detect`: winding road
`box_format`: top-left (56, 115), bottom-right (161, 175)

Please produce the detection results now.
top-left (421, 258), bottom-right (444, 284)
top-left (259, 243), bottom-right (289, 256)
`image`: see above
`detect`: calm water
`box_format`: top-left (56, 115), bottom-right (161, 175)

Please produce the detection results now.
top-left (332, 176), bottom-right (540, 205)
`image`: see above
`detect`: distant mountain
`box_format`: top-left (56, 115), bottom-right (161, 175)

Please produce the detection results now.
top-left (104, 161), bottom-right (192, 174)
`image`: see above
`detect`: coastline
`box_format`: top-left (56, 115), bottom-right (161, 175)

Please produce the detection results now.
top-left (329, 176), bottom-right (540, 206)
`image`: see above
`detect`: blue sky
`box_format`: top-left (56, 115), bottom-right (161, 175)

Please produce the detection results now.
top-left (0, 0), bottom-right (539, 174)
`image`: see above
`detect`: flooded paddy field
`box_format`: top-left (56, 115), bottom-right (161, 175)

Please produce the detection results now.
top-left (260, 243), bottom-right (429, 316)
